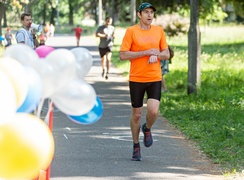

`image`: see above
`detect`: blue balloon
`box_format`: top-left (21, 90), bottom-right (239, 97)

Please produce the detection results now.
top-left (67, 96), bottom-right (103, 125)
top-left (0, 36), bottom-right (4, 41)
top-left (17, 66), bottom-right (42, 113)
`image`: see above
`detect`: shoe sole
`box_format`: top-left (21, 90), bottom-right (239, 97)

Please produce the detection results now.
top-left (131, 157), bottom-right (142, 161)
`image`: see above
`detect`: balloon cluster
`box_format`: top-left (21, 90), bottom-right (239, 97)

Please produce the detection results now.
top-left (0, 44), bottom-right (103, 179)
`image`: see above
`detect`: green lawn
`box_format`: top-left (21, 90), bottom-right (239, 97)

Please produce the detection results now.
top-left (111, 25), bottom-right (244, 175)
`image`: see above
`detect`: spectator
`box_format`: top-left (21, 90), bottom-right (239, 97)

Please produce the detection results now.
top-left (38, 31), bottom-right (46, 45)
top-left (74, 25), bottom-right (83, 47)
top-left (15, 13), bottom-right (39, 49)
top-left (4, 27), bottom-right (14, 47)
top-left (161, 45), bottom-right (174, 92)
top-left (50, 24), bottom-right (55, 37)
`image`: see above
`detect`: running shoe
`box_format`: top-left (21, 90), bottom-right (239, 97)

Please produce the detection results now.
top-left (142, 123), bottom-right (153, 147)
top-left (105, 73), bottom-right (108, 80)
top-left (131, 145), bottom-right (142, 161)
top-left (102, 69), bottom-right (105, 77)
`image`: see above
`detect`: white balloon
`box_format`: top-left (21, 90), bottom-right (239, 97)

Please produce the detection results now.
top-left (3, 44), bottom-right (39, 66)
top-left (71, 47), bottom-right (93, 79)
top-left (0, 69), bottom-right (17, 121)
top-left (45, 49), bottom-right (77, 91)
top-left (0, 57), bottom-right (28, 108)
top-left (30, 60), bottom-right (57, 98)
top-left (51, 79), bottom-right (96, 116)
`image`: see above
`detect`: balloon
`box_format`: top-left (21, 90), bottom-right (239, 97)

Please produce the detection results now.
top-left (0, 114), bottom-right (55, 179)
top-left (71, 47), bottom-right (93, 79)
top-left (35, 45), bottom-right (55, 58)
top-left (17, 66), bottom-right (42, 113)
top-left (0, 57), bottom-right (28, 108)
top-left (0, 69), bottom-right (17, 121)
top-left (45, 48), bottom-right (77, 91)
top-left (28, 60), bottom-right (57, 98)
top-left (51, 79), bottom-right (96, 116)
top-left (68, 96), bottom-right (103, 125)
top-left (0, 36), bottom-right (4, 41)
top-left (3, 44), bottom-right (39, 66)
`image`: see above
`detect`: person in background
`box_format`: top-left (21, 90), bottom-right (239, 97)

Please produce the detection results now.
top-left (119, 2), bottom-right (170, 161)
top-left (15, 13), bottom-right (39, 49)
top-left (38, 31), bottom-right (46, 45)
top-left (4, 27), bottom-right (14, 47)
top-left (161, 45), bottom-right (174, 92)
top-left (96, 16), bottom-right (115, 80)
top-left (161, 60), bottom-right (170, 92)
top-left (74, 25), bottom-right (83, 47)
top-left (50, 23), bottom-right (55, 37)
top-left (44, 23), bottom-right (50, 39)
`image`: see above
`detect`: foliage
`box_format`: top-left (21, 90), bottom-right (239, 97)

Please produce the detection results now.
top-left (224, 0), bottom-right (244, 18)
top-left (154, 13), bottom-right (189, 37)
top-left (111, 24), bottom-right (244, 174)
top-left (205, 3), bottom-right (228, 22)
top-left (0, 0), bottom-right (243, 35)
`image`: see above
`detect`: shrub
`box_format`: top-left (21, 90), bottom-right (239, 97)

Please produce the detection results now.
top-left (154, 13), bottom-right (189, 37)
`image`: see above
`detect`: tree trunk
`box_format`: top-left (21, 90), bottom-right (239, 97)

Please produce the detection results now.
top-left (42, 4), bottom-right (47, 25)
top-left (188, 0), bottom-right (201, 94)
top-left (0, 1), bottom-right (5, 36)
top-left (3, 5), bottom-right (7, 27)
top-left (56, 0), bottom-right (60, 28)
top-left (131, 0), bottom-right (136, 25)
top-left (50, 7), bottom-right (56, 25)
top-left (98, 0), bottom-right (103, 26)
top-left (68, 0), bottom-right (73, 26)
top-left (112, 0), bottom-right (115, 26)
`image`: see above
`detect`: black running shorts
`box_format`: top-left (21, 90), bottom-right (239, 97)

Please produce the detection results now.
top-left (99, 47), bottom-right (113, 58)
top-left (129, 81), bottom-right (161, 108)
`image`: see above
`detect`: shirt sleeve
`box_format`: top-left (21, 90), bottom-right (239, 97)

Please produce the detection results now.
top-left (15, 31), bottom-right (25, 43)
top-left (120, 28), bottom-right (133, 52)
top-left (160, 28), bottom-right (168, 50)
top-left (96, 26), bottom-right (103, 34)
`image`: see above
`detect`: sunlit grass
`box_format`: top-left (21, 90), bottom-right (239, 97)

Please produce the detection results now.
top-left (112, 24), bottom-right (244, 173)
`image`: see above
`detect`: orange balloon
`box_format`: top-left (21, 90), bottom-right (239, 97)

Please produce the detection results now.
top-left (0, 114), bottom-right (55, 179)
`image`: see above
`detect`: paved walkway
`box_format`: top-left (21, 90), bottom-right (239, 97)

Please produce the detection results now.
top-left (45, 35), bottom-right (227, 180)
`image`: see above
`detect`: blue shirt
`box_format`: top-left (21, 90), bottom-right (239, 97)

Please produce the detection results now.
top-left (15, 28), bottom-right (34, 49)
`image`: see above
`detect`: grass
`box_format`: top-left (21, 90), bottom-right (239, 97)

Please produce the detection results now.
top-left (111, 24), bottom-right (244, 174)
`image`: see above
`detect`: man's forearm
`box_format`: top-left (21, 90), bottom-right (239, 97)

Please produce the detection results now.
top-left (119, 51), bottom-right (148, 61)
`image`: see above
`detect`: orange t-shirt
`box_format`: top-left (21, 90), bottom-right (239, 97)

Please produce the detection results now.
top-left (120, 24), bottom-right (168, 82)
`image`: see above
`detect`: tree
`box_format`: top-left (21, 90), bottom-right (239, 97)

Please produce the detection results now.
top-left (130, 0), bottom-right (136, 25)
top-left (0, 0), bottom-right (5, 36)
top-left (188, 0), bottom-right (201, 94)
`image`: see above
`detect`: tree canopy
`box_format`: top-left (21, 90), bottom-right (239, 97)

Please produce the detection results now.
top-left (0, 0), bottom-right (243, 35)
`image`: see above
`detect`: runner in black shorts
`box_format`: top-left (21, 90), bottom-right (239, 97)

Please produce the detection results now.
top-left (119, 2), bottom-right (170, 161)
top-left (96, 17), bottom-right (115, 80)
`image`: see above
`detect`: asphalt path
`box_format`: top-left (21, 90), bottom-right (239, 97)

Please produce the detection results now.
top-left (44, 35), bottom-right (225, 180)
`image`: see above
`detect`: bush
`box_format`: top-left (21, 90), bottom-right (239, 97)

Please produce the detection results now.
top-left (154, 13), bottom-right (189, 37)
